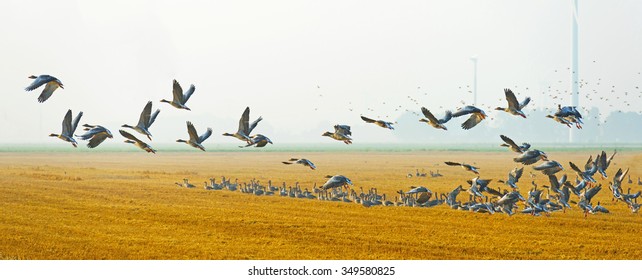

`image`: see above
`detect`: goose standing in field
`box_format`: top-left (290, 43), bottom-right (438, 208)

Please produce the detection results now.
top-left (513, 149), bottom-right (547, 165)
top-left (444, 161), bottom-right (480, 174)
top-left (25, 74), bottom-right (64, 103)
top-left (122, 101), bottom-right (160, 141)
top-left (360, 116), bottom-right (394, 129)
top-left (497, 167), bottom-right (523, 189)
top-left (322, 124), bottom-right (352, 144)
top-left (223, 106), bottom-right (262, 143)
top-left (452, 105), bottom-right (487, 130)
top-left (533, 160), bottom-right (563, 175)
top-left (419, 107), bottom-right (452, 130)
top-left (499, 135), bottom-right (530, 153)
top-left (160, 79), bottom-right (195, 110)
top-left (75, 124), bottom-right (112, 148)
top-left (240, 134), bottom-right (273, 148)
top-left (627, 175), bottom-right (632, 184)
top-left (175, 178), bottom-right (195, 188)
top-left (119, 129), bottom-right (156, 153)
top-left (50, 109), bottom-right (83, 147)
top-left (282, 158), bottom-right (316, 170)
top-left (495, 88), bottom-right (530, 118)
top-left (321, 175), bottom-right (353, 190)
top-left (176, 121), bottom-right (212, 151)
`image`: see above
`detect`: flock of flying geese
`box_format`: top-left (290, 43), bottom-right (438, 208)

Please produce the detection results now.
top-left (28, 75), bottom-right (584, 150)
top-left (26, 74), bottom-right (640, 216)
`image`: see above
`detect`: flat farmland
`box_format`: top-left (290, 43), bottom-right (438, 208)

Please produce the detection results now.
top-left (1, 150), bottom-right (642, 260)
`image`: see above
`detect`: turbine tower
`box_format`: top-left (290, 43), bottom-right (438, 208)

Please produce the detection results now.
top-left (569, 0), bottom-right (579, 143)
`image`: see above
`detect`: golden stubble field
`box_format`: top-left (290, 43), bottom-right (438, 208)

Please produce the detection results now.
top-left (1, 150), bottom-right (642, 260)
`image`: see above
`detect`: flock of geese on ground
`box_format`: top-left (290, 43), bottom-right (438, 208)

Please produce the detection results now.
top-left (176, 140), bottom-right (641, 217)
top-left (27, 75), bottom-right (585, 151)
top-left (26, 74), bottom-right (641, 217)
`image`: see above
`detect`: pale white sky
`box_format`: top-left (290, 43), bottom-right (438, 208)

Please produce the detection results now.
top-left (1, 0), bottom-right (641, 145)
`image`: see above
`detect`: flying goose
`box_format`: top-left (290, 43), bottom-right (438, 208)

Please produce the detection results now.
top-left (452, 105), bottom-right (487, 130)
top-left (419, 107), bottom-right (452, 130)
top-left (497, 167), bottom-right (523, 189)
top-left (360, 116), bottom-right (394, 129)
top-left (596, 150), bottom-right (616, 178)
top-left (499, 135), bottom-right (530, 153)
top-left (569, 161), bottom-right (597, 183)
top-left (119, 129), bottom-right (156, 153)
top-left (122, 101), bottom-right (160, 141)
top-left (240, 134), bottom-right (273, 148)
top-left (545, 114), bottom-right (572, 128)
top-left (467, 177), bottom-right (502, 197)
top-left (321, 175), bottom-right (353, 190)
top-left (555, 105), bottom-right (583, 128)
top-left (25, 74), bottom-right (64, 103)
top-left (513, 149), bottom-right (547, 165)
top-left (223, 106), bottom-right (262, 143)
top-left (75, 124), bottom-right (113, 148)
top-left (282, 158), bottom-right (316, 170)
top-left (495, 88), bottom-right (530, 118)
top-left (161, 79), bottom-right (195, 110)
top-left (444, 161), bottom-right (479, 174)
top-left (49, 109), bottom-right (82, 147)
top-left (176, 121), bottom-right (212, 151)
top-left (322, 124), bottom-right (352, 144)
top-left (533, 160), bottom-right (563, 175)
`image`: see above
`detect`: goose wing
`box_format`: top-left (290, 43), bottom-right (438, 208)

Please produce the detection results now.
top-left (61, 110), bottom-right (73, 136)
top-left (248, 116), bottom-right (263, 134)
top-left (439, 110), bottom-right (453, 124)
top-left (186, 121), bottom-right (199, 141)
top-left (172, 80), bottom-right (184, 103)
top-left (361, 116), bottom-right (376, 123)
top-left (444, 161), bottom-right (462, 166)
top-left (334, 125), bottom-right (351, 136)
top-left (199, 128), bottom-right (213, 143)
top-left (119, 129), bottom-right (142, 143)
top-left (148, 109), bottom-right (160, 127)
top-left (569, 161), bottom-right (583, 174)
top-left (452, 106), bottom-right (477, 117)
top-left (420, 107), bottom-right (439, 123)
top-left (237, 107), bottom-right (250, 135)
top-left (87, 133), bottom-right (109, 148)
top-left (461, 113), bottom-right (484, 130)
top-left (137, 101), bottom-right (153, 128)
top-left (304, 159), bottom-right (316, 169)
top-left (584, 155), bottom-right (595, 172)
top-left (37, 82), bottom-right (59, 103)
top-left (71, 111), bottom-right (83, 134)
top-left (519, 97), bottom-right (531, 110)
top-left (504, 88), bottom-right (520, 110)
top-left (616, 168), bottom-right (629, 185)
top-left (25, 75), bottom-right (54, 91)
top-left (182, 84), bottom-right (195, 103)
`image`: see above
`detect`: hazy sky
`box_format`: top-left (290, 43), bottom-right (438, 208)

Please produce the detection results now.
top-left (1, 0), bottom-right (641, 145)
